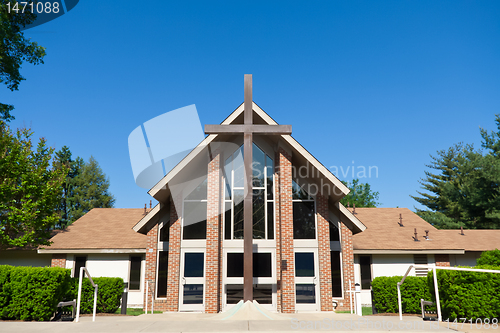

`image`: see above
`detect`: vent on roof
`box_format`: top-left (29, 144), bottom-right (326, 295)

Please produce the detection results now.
top-left (143, 203), bottom-right (147, 215)
top-left (398, 213), bottom-right (404, 227)
top-left (460, 226), bottom-right (465, 236)
top-left (413, 228), bottom-right (419, 242)
top-left (353, 203), bottom-right (356, 214)
top-left (424, 230), bottom-right (430, 240)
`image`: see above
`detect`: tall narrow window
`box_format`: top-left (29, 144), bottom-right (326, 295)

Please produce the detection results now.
top-left (74, 256), bottom-right (86, 278)
top-left (183, 178), bottom-right (207, 240)
top-left (223, 143), bottom-right (274, 240)
top-left (157, 251), bottom-right (168, 297)
top-left (359, 255), bottom-right (372, 290)
top-left (292, 180), bottom-right (315, 239)
top-left (330, 251), bottom-right (342, 297)
top-left (129, 256), bottom-right (142, 290)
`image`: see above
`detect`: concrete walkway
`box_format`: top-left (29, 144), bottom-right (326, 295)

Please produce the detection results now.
top-left (0, 312), bottom-right (493, 333)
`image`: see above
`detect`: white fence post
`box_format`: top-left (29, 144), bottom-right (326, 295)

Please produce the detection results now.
top-left (75, 267), bottom-right (84, 322)
top-left (432, 267), bottom-right (442, 322)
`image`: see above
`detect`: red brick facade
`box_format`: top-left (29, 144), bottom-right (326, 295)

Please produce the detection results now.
top-left (51, 254), bottom-right (66, 268)
top-left (317, 193), bottom-right (333, 311)
top-left (435, 254), bottom-right (451, 267)
top-left (337, 221), bottom-right (355, 312)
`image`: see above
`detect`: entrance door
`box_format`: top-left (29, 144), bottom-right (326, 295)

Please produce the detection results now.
top-left (179, 250), bottom-right (205, 311)
top-left (294, 248), bottom-right (320, 312)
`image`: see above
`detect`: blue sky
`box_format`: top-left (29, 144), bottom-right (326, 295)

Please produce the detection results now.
top-left (5, 1), bottom-right (500, 210)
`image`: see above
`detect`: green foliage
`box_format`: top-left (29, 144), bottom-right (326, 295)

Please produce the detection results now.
top-left (477, 249), bottom-right (500, 266)
top-left (428, 267), bottom-right (500, 320)
top-left (0, 265), bottom-right (71, 321)
top-left (340, 178), bottom-right (380, 208)
top-left (66, 277), bottom-right (124, 314)
top-left (413, 114), bottom-right (500, 229)
top-left (416, 210), bottom-right (466, 229)
top-left (0, 123), bottom-right (68, 249)
top-left (372, 276), bottom-right (434, 314)
top-left (0, 0), bottom-right (46, 121)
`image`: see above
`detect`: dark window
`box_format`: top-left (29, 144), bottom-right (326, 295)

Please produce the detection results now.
top-left (329, 221), bottom-right (340, 242)
top-left (159, 223), bottom-right (169, 242)
top-left (253, 189), bottom-right (265, 239)
top-left (295, 252), bottom-right (315, 277)
top-left (267, 202), bottom-right (274, 240)
top-left (74, 256), bottom-right (86, 278)
top-left (157, 251), bottom-right (168, 297)
top-left (129, 256), bottom-right (142, 290)
top-left (292, 180), bottom-right (311, 200)
top-left (183, 284), bottom-right (203, 304)
top-left (183, 202), bottom-right (207, 240)
top-left (252, 143), bottom-right (266, 187)
top-left (226, 253), bottom-right (272, 277)
top-left (226, 285), bottom-right (243, 304)
top-left (253, 284), bottom-right (272, 304)
top-left (224, 202), bottom-right (231, 240)
top-left (266, 156), bottom-right (273, 200)
top-left (330, 251), bottom-right (342, 297)
top-left (296, 284), bottom-right (315, 303)
top-left (293, 201), bottom-right (315, 239)
top-left (360, 256), bottom-right (372, 290)
top-left (233, 190), bottom-right (244, 239)
top-left (184, 253), bottom-right (204, 277)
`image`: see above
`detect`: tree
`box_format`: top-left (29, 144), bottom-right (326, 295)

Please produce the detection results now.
top-left (477, 249), bottom-right (500, 267)
top-left (415, 211), bottom-right (465, 229)
top-left (340, 178), bottom-right (380, 208)
top-left (0, 1), bottom-right (46, 121)
top-left (0, 122), bottom-right (67, 249)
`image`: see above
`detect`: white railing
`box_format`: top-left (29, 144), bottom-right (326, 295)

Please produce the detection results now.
top-left (75, 267), bottom-right (98, 323)
top-left (145, 281), bottom-right (155, 314)
top-left (397, 265), bottom-right (500, 322)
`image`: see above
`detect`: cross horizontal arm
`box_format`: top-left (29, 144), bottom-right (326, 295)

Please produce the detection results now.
top-left (205, 124), bottom-right (292, 135)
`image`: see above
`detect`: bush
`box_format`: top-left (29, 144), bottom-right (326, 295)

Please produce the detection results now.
top-left (0, 265), bottom-right (71, 321)
top-left (372, 276), bottom-right (434, 314)
top-left (66, 276), bottom-right (124, 314)
top-left (428, 266), bottom-right (500, 320)
top-left (477, 249), bottom-right (500, 266)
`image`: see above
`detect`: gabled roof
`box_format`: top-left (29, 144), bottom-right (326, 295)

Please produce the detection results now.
top-left (39, 208), bottom-right (147, 253)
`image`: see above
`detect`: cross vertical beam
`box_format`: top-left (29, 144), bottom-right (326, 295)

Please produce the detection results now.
top-left (243, 74), bottom-right (253, 301)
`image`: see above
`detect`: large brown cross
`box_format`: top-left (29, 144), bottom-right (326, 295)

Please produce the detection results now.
top-left (205, 74), bottom-right (292, 301)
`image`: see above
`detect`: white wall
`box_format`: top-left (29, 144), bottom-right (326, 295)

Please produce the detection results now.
top-left (450, 252), bottom-right (481, 267)
top-left (0, 250), bottom-right (51, 267)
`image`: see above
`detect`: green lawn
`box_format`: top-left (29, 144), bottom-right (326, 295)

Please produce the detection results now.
top-left (336, 307), bottom-right (373, 315)
top-left (115, 308), bottom-right (163, 316)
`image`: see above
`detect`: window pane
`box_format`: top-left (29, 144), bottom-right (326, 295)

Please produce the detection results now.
top-left (226, 284), bottom-right (243, 304)
top-left (183, 284), bottom-right (203, 304)
top-left (183, 202), bottom-right (207, 240)
top-left (160, 223), bottom-right (170, 242)
top-left (184, 253), bottom-right (204, 277)
top-left (252, 143), bottom-right (265, 187)
top-left (227, 253), bottom-right (243, 277)
top-left (157, 252), bottom-right (168, 297)
top-left (253, 189), bottom-right (265, 239)
top-left (293, 201), bottom-right (316, 239)
top-left (74, 257), bottom-right (86, 278)
top-left (129, 256), bottom-right (142, 291)
top-left (254, 284), bottom-right (272, 304)
top-left (253, 253), bottom-right (272, 277)
top-left (185, 178), bottom-right (207, 200)
top-left (330, 251), bottom-right (342, 297)
top-left (292, 180), bottom-right (311, 200)
top-left (224, 155), bottom-right (232, 200)
top-left (296, 284), bottom-right (315, 303)
top-left (233, 190), bottom-right (244, 239)
top-left (267, 202), bottom-right (274, 240)
top-left (233, 147), bottom-right (244, 188)
top-left (295, 252), bottom-right (314, 277)
top-left (224, 202), bottom-right (232, 240)
top-left (266, 155), bottom-right (273, 200)
top-left (329, 221), bottom-right (340, 242)
top-left (360, 256), bottom-right (372, 290)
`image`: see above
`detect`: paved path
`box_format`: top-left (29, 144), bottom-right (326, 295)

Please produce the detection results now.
top-left (0, 313), bottom-right (495, 333)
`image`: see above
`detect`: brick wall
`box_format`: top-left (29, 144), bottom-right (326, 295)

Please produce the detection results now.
top-left (206, 151), bottom-right (221, 313)
top-left (51, 254), bottom-right (66, 268)
top-left (165, 196), bottom-right (182, 311)
top-left (336, 221), bottom-right (354, 312)
top-left (277, 147), bottom-right (295, 313)
top-left (435, 254), bottom-right (451, 267)
top-left (317, 193), bottom-right (333, 311)
top-left (144, 222), bottom-right (160, 311)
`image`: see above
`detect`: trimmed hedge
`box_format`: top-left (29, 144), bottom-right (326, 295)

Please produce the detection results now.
top-left (66, 276), bottom-right (124, 314)
top-left (428, 266), bottom-right (500, 320)
top-left (372, 275), bottom-right (434, 314)
top-left (0, 265), bottom-right (71, 321)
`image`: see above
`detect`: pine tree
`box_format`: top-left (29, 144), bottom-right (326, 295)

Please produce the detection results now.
top-left (340, 178), bottom-right (380, 208)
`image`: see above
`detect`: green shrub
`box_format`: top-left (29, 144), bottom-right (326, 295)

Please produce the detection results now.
top-left (428, 266), bottom-right (500, 320)
top-left (66, 276), bottom-right (124, 314)
top-left (477, 249), bottom-right (500, 266)
top-left (372, 275), bottom-right (434, 314)
top-left (0, 265), bottom-right (71, 321)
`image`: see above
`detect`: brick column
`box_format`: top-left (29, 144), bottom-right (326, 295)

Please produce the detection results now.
top-left (317, 193), bottom-right (333, 311)
top-left (277, 147), bottom-right (295, 313)
top-left (435, 254), bottom-right (451, 267)
top-left (51, 254), bottom-right (66, 268)
top-left (206, 151), bottom-right (221, 313)
top-left (336, 222), bottom-right (354, 312)
top-left (144, 223), bottom-right (158, 311)
top-left (166, 196), bottom-right (182, 311)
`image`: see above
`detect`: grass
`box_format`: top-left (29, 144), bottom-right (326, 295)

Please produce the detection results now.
top-left (336, 307), bottom-right (373, 315)
top-left (114, 308), bottom-right (163, 316)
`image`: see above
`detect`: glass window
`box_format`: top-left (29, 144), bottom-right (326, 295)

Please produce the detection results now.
top-left (253, 143), bottom-right (266, 187)
top-left (227, 253), bottom-right (244, 277)
top-left (160, 223), bottom-right (169, 242)
top-left (233, 190), bottom-right (244, 239)
top-left (360, 256), bottom-right (372, 289)
top-left (183, 202), bottom-right (207, 240)
top-left (253, 284), bottom-right (272, 304)
top-left (185, 178), bottom-right (207, 200)
top-left (292, 180), bottom-right (312, 200)
top-left (329, 221), bottom-right (340, 242)
top-left (74, 256), bottom-right (86, 278)
top-left (296, 284), bottom-right (315, 303)
top-left (226, 253), bottom-right (272, 278)
top-left (266, 156), bottom-right (273, 200)
top-left (293, 201), bottom-right (315, 239)
top-left (330, 251), bottom-right (342, 297)
top-left (226, 284), bottom-right (243, 304)
top-left (129, 256), bottom-right (142, 291)
top-left (183, 284), bottom-right (203, 304)
top-left (184, 253), bottom-right (204, 277)
top-left (233, 147), bottom-right (244, 188)
top-left (157, 251), bottom-right (168, 297)
top-left (253, 189), bottom-right (265, 239)
top-left (224, 202), bottom-right (232, 240)
top-left (295, 252), bottom-right (315, 277)
top-left (267, 202), bottom-right (274, 240)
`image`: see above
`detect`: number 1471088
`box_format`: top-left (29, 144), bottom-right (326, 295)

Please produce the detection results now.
top-left (445, 318), bottom-right (498, 330)
top-left (6, 1), bottom-right (60, 14)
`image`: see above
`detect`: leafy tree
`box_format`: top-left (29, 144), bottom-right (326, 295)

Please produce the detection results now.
top-left (415, 210), bottom-right (465, 229)
top-left (0, 122), bottom-right (67, 249)
top-left (477, 249), bottom-right (500, 267)
top-left (0, 0), bottom-right (46, 121)
top-left (340, 178), bottom-right (380, 208)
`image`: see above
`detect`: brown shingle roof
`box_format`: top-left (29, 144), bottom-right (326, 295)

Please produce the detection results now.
top-left (44, 208), bottom-right (147, 250)
top-left (352, 208), bottom-right (500, 252)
